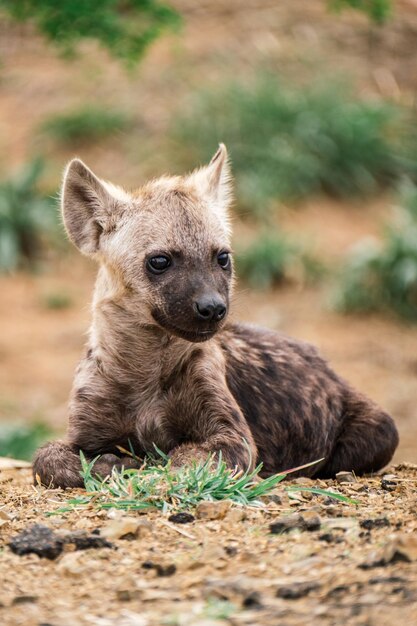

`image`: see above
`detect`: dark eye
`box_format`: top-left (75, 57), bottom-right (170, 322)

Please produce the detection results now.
top-left (147, 255), bottom-right (171, 274)
top-left (217, 251), bottom-right (230, 269)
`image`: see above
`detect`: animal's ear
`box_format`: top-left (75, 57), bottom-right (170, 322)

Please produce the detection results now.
top-left (189, 143), bottom-right (233, 211)
top-left (61, 159), bottom-right (130, 256)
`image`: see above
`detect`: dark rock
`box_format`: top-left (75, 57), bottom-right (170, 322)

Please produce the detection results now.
top-left (64, 531), bottom-right (112, 551)
top-left (168, 512), bottom-right (195, 524)
top-left (318, 532), bottom-right (343, 544)
top-left (327, 584), bottom-right (350, 598)
top-left (369, 576), bottom-right (406, 585)
top-left (224, 545), bottom-right (238, 557)
top-left (381, 475), bottom-right (398, 491)
top-left (141, 560), bottom-right (176, 577)
top-left (359, 517), bottom-right (390, 531)
top-left (242, 591), bottom-right (262, 608)
top-left (9, 525), bottom-right (64, 560)
top-left (276, 581), bottom-right (320, 599)
top-left (12, 595), bottom-right (38, 605)
top-left (8, 524), bottom-right (113, 560)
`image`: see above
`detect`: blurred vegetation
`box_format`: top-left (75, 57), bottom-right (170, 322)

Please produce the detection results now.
top-left (41, 291), bottom-right (73, 310)
top-left (0, 0), bottom-right (180, 65)
top-left (329, 0), bottom-right (392, 24)
top-left (41, 106), bottom-right (132, 146)
top-left (0, 159), bottom-right (58, 273)
top-left (235, 232), bottom-right (326, 290)
top-left (335, 182), bottom-right (417, 321)
top-left (0, 422), bottom-right (51, 460)
top-left (174, 77), bottom-right (415, 219)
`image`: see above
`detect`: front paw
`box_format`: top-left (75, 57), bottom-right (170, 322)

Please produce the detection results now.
top-left (92, 454), bottom-right (141, 479)
top-left (169, 446), bottom-right (213, 469)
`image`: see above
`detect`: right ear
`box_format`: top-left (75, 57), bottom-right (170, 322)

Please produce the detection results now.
top-left (61, 159), bottom-right (130, 256)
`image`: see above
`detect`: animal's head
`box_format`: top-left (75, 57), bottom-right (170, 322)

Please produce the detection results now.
top-left (61, 145), bottom-right (234, 343)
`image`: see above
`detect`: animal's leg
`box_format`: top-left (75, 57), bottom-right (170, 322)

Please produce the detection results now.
top-left (33, 440), bottom-right (84, 488)
top-left (317, 388), bottom-right (398, 477)
top-left (168, 437), bottom-right (256, 472)
top-left (33, 440), bottom-right (141, 488)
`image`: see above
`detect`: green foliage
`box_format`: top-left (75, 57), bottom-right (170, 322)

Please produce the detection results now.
top-left (53, 450), bottom-right (289, 514)
top-left (0, 422), bottom-right (51, 461)
top-left (0, 159), bottom-right (57, 272)
top-left (0, 0), bottom-right (180, 65)
top-left (49, 451), bottom-right (352, 514)
top-left (173, 77), bottom-right (413, 218)
top-left (335, 182), bottom-right (417, 321)
top-left (82, 450), bottom-right (286, 510)
top-left (42, 291), bottom-right (73, 310)
top-left (329, 0), bottom-right (392, 24)
top-left (41, 106), bottom-right (132, 146)
top-left (235, 232), bottom-right (326, 289)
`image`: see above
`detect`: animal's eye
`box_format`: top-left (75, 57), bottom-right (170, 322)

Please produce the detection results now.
top-left (217, 251), bottom-right (230, 269)
top-left (147, 255), bottom-right (171, 274)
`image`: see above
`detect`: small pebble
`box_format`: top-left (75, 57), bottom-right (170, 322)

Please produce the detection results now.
top-left (276, 581), bottom-right (320, 599)
top-left (196, 500), bottom-right (231, 520)
top-left (168, 512), bottom-right (195, 524)
top-left (336, 471), bottom-right (357, 484)
top-left (300, 510), bottom-right (321, 531)
top-left (381, 474), bottom-right (398, 491)
top-left (142, 560), bottom-right (176, 577)
top-left (270, 513), bottom-right (302, 534)
top-left (359, 517), bottom-right (390, 531)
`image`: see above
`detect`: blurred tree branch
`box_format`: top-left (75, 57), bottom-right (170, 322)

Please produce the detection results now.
top-left (0, 0), bottom-right (181, 65)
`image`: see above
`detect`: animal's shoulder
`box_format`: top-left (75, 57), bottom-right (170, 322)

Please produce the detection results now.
top-left (220, 322), bottom-right (321, 363)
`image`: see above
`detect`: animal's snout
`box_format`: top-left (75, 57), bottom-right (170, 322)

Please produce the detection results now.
top-left (194, 295), bottom-right (227, 322)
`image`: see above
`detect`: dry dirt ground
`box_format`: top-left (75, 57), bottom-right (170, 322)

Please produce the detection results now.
top-left (0, 463), bottom-right (416, 626)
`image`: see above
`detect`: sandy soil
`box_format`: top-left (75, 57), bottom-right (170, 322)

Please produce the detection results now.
top-left (0, 463), bottom-right (416, 625)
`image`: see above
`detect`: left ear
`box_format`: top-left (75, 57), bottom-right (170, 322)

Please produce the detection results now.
top-left (189, 143), bottom-right (233, 210)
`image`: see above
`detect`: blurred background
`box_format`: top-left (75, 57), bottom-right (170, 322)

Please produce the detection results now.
top-left (0, 0), bottom-right (416, 463)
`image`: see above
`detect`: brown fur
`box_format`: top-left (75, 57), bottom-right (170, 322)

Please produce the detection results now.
top-left (33, 146), bottom-right (398, 488)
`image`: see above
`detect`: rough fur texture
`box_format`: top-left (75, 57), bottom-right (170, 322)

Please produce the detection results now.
top-left (33, 145), bottom-right (398, 488)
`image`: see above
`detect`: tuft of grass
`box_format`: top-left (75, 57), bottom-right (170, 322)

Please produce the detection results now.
top-left (335, 181), bottom-right (417, 321)
top-left (173, 76), bottom-right (415, 218)
top-left (0, 422), bottom-right (52, 461)
top-left (41, 106), bottom-right (132, 146)
top-left (235, 232), bottom-right (326, 289)
top-left (0, 158), bottom-right (58, 272)
top-left (58, 451), bottom-right (288, 514)
top-left (48, 451), bottom-right (357, 515)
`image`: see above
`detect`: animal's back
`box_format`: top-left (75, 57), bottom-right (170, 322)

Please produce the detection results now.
top-left (220, 323), bottom-right (349, 475)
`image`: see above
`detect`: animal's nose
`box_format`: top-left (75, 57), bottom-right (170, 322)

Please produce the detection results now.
top-left (195, 296), bottom-right (227, 322)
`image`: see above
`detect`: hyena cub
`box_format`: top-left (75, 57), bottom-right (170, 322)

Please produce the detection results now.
top-left (33, 145), bottom-right (398, 488)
